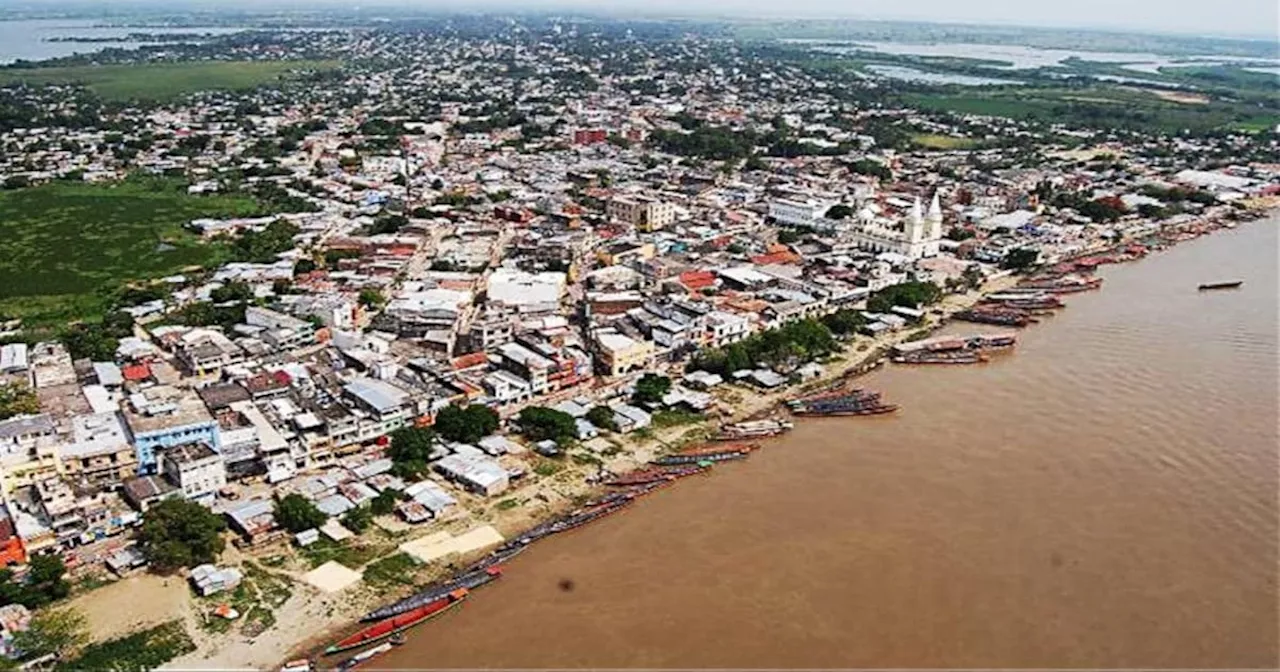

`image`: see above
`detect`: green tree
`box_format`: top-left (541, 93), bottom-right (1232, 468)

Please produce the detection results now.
top-left (209, 282), bottom-right (253, 304)
top-left (1000, 248), bottom-right (1040, 271)
top-left (59, 324), bottom-right (117, 362)
top-left (358, 289), bottom-right (385, 310)
top-left (273, 494), bottom-right (326, 533)
top-left (822, 308), bottom-right (867, 336)
top-left (138, 499), bottom-right (226, 572)
top-left (0, 383), bottom-right (40, 420)
top-left (866, 281), bottom-right (943, 314)
top-left (12, 607), bottom-right (88, 661)
top-left (387, 427), bottom-right (436, 480)
top-left (824, 204), bottom-right (853, 220)
top-left (517, 407), bottom-right (577, 444)
top-left (370, 489), bottom-right (402, 516)
top-left (23, 555), bottom-right (70, 606)
top-left (585, 406), bottom-right (618, 432)
top-left (293, 258), bottom-right (317, 275)
top-left (632, 373), bottom-right (671, 405)
top-left (433, 404), bottom-right (499, 444)
top-left (340, 506), bottom-right (373, 533)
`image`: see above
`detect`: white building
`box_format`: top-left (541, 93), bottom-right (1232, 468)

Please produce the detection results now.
top-left (159, 442), bottom-right (227, 505)
top-left (768, 196), bottom-right (836, 229)
top-left (843, 193), bottom-right (944, 259)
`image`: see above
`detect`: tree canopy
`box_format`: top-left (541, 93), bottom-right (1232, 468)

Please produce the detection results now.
top-left (433, 404), bottom-right (500, 444)
top-left (387, 426), bottom-right (436, 480)
top-left (517, 407), bottom-right (577, 444)
top-left (138, 499), bottom-right (226, 572)
top-left (631, 373), bottom-right (671, 405)
top-left (1001, 248), bottom-right (1040, 271)
top-left (0, 555), bottom-right (70, 609)
top-left (0, 383), bottom-right (39, 420)
top-left (691, 318), bottom-right (837, 376)
top-left (11, 607), bottom-right (88, 662)
top-left (866, 281), bottom-right (943, 314)
top-left (586, 405), bottom-right (619, 432)
top-left (274, 494), bottom-right (326, 533)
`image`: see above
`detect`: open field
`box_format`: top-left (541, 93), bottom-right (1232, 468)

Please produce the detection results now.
top-left (903, 86), bottom-right (1279, 133)
top-left (0, 60), bottom-right (340, 101)
top-left (910, 133), bottom-right (979, 149)
top-left (0, 178), bottom-right (255, 325)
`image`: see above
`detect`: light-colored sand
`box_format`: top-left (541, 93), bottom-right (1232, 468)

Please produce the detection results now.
top-left (69, 573), bottom-right (190, 642)
top-left (301, 561), bottom-right (362, 593)
top-left (398, 525), bottom-right (504, 564)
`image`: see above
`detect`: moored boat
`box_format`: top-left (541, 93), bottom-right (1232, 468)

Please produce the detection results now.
top-left (1197, 280), bottom-right (1243, 290)
top-left (652, 451), bottom-right (747, 466)
top-left (793, 403), bottom-right (899, 417)
top-left (327, 590), bottom-right (467, 655)
top-left (362, 568), bottom-right (501, 622)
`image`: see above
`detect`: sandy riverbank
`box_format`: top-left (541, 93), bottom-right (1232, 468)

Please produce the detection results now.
top-left (164, 207), bottom-right (1273, 671)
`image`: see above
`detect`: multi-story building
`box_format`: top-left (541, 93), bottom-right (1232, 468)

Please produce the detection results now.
top-left (160, 442), bottom-right (227, 505)
top-left (768, 196), bottom-right (836, 229)
top-left (607, 194), bottom-right (676, 232)
top-left (57, 412), bottom-right (137, 489)
top-left (594, 330), bottom-right (656, 377)
top-left (122, 386), bottom-right (220, 474)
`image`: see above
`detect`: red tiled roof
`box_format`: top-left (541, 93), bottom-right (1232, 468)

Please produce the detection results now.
top-left (121, 363), bottom-right (151, 381)
top-left (679, 271), bottom-right (717, 290)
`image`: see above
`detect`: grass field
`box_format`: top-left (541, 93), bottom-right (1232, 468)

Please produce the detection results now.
top-left (910, 133), bottom-right (979, 150)
top-left (0, 179), bottom-right (256, 325)
top-left (904, 86), bottom-right (1279, 134)
top-left (0, 59), bottom-right (340, 101)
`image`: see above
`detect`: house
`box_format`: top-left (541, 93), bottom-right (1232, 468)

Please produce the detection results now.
top-left (594, 331), bottom-right (655, 377)
top-left (611, 404), bottom-right (653, 433)
top-left (122, 386), bottom-right (220, 474)
top-left (189, 564), bottom-right (244, 596)
top-left (224, 499), bottom-right (278, 544)
top-left (433, 453), bottom-right (509, 496)
top-left (682, 370), bottom-right (723, 390)
top-left (121, 475), bottom-right (180, 512)
top-left (159, 442), bottom-right (227, 505)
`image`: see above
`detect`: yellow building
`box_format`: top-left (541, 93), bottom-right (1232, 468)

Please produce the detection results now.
top-left (595, 332), bottom-right (655, 377)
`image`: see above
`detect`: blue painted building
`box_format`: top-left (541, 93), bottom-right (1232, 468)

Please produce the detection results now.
top-left (123, 387), bottom-right (221, 474)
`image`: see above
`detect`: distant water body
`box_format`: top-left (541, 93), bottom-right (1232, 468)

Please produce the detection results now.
top-left (380, 216), bottom-right (1278, 669)
top-left (0, 19), bottom-right (244, 65)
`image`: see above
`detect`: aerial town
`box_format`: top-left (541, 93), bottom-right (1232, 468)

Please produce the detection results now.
top-left (0, 14), bottom-right (1276, 671)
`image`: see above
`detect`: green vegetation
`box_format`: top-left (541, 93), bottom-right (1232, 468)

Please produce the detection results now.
top-left (650, 409), bottom-right (706, 429)
top-left (0, 60), bottom-right (341, 102)
top-left (517, 406), bottom-right (578, 444)
top-left (0, 555), bottom-right (71, 609)
top-left (631, 373), bottom-right (671, 405)
top-left (274, 494), bottom-right (327, 533)
top-left (0, 179), bottom-right (254, 326)
top-left (299, 537), bottom-right (393, 570)
top-left (904, 85), bottom-right (1278, 135)
top-left (11, 607), bottom-right (88, 663)
top-left (370, 489), bottom-right (402, 516)
top-left (55, 620), bottom-right (193, 672)
top-left (821, 308), bottom-right (868, 336)
top-left (138, 498), bottom-right (227, 572)
top-left (585, 405), bottom-right (619, 432)
top-left (387, 426), bottom-right (436, 480)
top-left (432, 404), bottom-right (500, 444)
top-left (228, 219), bottom-right (300, 263)
top-left (1001, 248), bottom-right (1041, 271)
top-left (363, 553), bottom-right (420, 588)
top-left (867, 281), bottom-right (943, 313)
top-left (846, 159), bottom-right (891, 180)
top-left (691, 318), bottom-right (837, 375)
top-left (911, 133), bottom-right (978, 150)
top-left (0, 383), bottom-right (39, 420)
top-left (340, 506), bottom-right (373, 533)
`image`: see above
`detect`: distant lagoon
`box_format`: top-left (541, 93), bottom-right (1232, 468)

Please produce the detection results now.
top-left (0, 19), bottom-right (246, 65)
top-left (808, 40), bottom-right (1280, 84)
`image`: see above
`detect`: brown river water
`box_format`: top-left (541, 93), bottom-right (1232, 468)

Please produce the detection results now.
top-left (380, 218), bottom-right (1278, 669)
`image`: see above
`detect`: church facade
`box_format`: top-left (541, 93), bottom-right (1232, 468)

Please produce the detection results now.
top-left (840, 192), bottom-right (944, 259)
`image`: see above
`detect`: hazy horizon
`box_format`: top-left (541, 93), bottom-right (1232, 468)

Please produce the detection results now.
top-left (3, 0), bottom-right (1279, 40)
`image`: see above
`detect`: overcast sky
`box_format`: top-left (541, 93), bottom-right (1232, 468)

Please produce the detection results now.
top-left (499, 0), bottom-right (1278, 38)
top-left (18, 0), bottom-right (1280, 38)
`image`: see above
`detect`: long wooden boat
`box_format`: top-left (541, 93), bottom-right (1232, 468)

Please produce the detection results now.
top-left (652, 452), bottom-right (747, 466)
top-left (362, 568), bottom-right (501, 622)
top-left (1198, 280), bottom-right (1242, 290)
top-left (326, 590), bottom-right (467, 655)
top-left (793, 404), bottom-right (899, 417)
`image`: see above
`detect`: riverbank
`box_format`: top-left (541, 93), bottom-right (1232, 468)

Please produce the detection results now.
top-left (166, 205), bottom-right (1272, 671)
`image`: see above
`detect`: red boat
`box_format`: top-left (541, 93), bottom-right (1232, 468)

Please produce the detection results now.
top-left (325, 590), bottom-right (467, 655)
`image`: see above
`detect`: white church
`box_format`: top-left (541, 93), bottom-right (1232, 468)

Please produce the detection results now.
top-left (839, 192), bottom-right (944, 259)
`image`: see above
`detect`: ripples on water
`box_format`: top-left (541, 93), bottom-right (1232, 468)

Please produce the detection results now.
top-left (381, 219), bottom-right (1278, 669)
